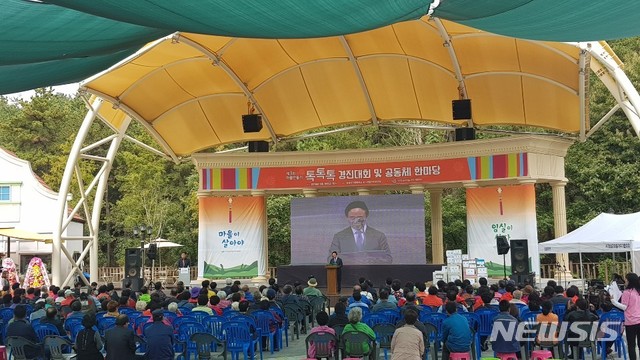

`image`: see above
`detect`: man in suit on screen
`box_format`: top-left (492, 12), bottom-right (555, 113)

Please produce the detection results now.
top-left (328, 200), bottom-right (392, 264)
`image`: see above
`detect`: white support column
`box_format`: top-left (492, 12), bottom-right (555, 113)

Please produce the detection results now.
top-left (54, 99), bottom-right (102, 286)
top-left (251, 190), bottom-right (269, 283)
top-left (88, 118), bottom-right (131, 284)
top-left (429, 188), bottom-right (444, 264)
top-left (551, 181), bottom-right (573, 279)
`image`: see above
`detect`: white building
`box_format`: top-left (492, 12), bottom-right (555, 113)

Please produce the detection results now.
top-left (0, 147), bottom-right (84, 278)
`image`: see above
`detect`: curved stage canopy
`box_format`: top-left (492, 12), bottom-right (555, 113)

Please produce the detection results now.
top-left (80, 20), bottom-right (637, 159)
top-left (3, 0), bottom-right (640, 94)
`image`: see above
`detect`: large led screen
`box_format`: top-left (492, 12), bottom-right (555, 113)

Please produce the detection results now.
top-left (290, 194), bottom-right (426, 265)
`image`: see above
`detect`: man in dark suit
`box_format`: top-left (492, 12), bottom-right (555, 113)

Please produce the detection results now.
top-left (328, 200), bottom-right (392, 264)
top-left (329, 251), bottom-right (343, 292)
top-left (176, 252), bottom-right (191, 269)
top-left (144, 310), bottom-right (175, 360)
top-left (104, 314), bottom-right (136, 360)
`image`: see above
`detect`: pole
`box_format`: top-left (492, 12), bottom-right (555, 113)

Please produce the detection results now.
top-left (140, 241), bottom-right (145, 286)
top-left (579, 252), bottom-right (585, 282)
top-left (503, 253), bottom-right (507, 280)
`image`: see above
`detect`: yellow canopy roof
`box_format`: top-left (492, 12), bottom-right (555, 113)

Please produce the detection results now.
top-left (0, 228), bottom-right (52, 242)
top-left (83, 17), bottom-right (600, 157)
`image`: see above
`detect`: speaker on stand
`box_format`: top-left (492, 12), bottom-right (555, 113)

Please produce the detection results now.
top-left (510, 239), bottom-right (532, 285)
top-left (124, 248), bottom-right (143, 292)
top-left (496, 235), bottom-right (510, 280)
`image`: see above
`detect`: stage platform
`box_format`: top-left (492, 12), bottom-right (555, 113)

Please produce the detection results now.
top-left (276, 264), bottom-right (441, 290)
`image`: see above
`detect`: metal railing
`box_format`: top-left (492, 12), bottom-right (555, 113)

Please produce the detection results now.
top-left (539, 261), bottom-right (630, 280)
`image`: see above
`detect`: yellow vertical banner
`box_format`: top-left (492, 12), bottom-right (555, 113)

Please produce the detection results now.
top-left (198, 196), bottom-right (265, 278)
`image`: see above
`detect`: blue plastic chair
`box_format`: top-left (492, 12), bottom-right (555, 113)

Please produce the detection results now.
top-left (95, 311), bottom-right (107, 319)
top-left (422, 312), bottom-right (447, 346)
top-left (522, 310), bottom-right (541, 324)
top-left (598, 311), bottom-right (628, 360)
top-left (33, 322), bottom-right (61, 342)
top-left (70, 324), bottom-right (84, 342)
top-left (97, 316), bottom-right (117, 336)
top-left (64, 317), bottom-right (83, 333)
top-left (515, 303), bottom-right (528, 315)
top-left (461, 312), bottom-right (481, 360)
top-left (377, 309), bottom-right (401, 324)
top-left (127, 310), bottom-right (142, 320)
top-left (179, 307), bottom-right (192, 316)
top-left (134, 316), bottom-right (150, 334)
top-left (268, 306), bottom-right (289, 347)
top-left (224, 310), bottom-right (241, 320)
top-left (30, 318), bottom-right (41, 329)
top-left (119, 307), bottom-right (133, 315)
top-left (251, 310), bottom-right (279, 354)
top-left (190, 311), bottom-right (210, 324)
top-left (223, 321), bottom-right (263, 360)
top-left (0, 307), bottom-right (14, 339)
top-left (173, 316), bottom-right (198, 330)
top-left (177, 322), bottom-right (206, 360)
top-left (203, 315), bottom-right (226, 351)
top-left (163, 311), bottom-right (178, 325)
top-left (475, 307), bottom-right (499, 339)
top-left (364, 313), bottom-right (388, 328)
top-left (552, 303), bottom-right (567, 322)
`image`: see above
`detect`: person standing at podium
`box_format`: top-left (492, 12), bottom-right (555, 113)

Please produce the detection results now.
top-left (329, 251), bottom-right (343, 292)
top-left (176, 252), bottom-right (191, 269)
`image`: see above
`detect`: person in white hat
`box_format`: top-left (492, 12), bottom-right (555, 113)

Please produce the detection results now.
top-left (303, 277), bottom-right (323, 297)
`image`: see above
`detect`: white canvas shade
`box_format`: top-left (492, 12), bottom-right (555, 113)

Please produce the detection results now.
top-left (538, 212), bottom-right (640, 275)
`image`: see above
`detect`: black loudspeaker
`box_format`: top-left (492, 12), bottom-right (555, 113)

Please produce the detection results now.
top-left (496, 235), bottom-right (510, 255)
top-left (455, 127), bottom-right (476, 141)
top-left (510, 239), bottom-right (530, 275)
top-left (124, 248), bottom-right (142, 278)
top-left (242, 114), bottom-right (263, 133)
top-left (122, 277), bottom-right (143, 293)
top-left (452, 99), bottom-right (472, 120)
top-left (147, 243), bottom-right (157, 261)
top-left (248, 140), bottom-right (269, 152)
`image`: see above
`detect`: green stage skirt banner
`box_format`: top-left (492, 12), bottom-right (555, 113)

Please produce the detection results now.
top-left (466, 184), bottom-right (539, 278)
top-left (198, 196), bottom-right (265, 278)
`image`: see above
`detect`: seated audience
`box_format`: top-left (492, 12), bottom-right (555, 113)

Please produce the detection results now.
top-left (372, 289), bottom-right (397, 312)
top-left (328, 302), bottom-right (349, 328)
top-left (491, 300), bottom-right (520, 355)
top-left (307, 311), bottom-right (336, 358)
top-left (343, 307), bottom-right (376, 359)
top-left (144, 310), bottom-right (175, 360)
top-left (192, 294), bottom-right (213, 315)
top-left (76, 314), bottom-right (104, 360)
top-left (442, 301), bottom-right (472, 360)
top-left (104, 315), bottom-right (136, 360)
top-left (6, 305), bottom-right (40, 358)
top-left (391, 309), bottom-right (424, 360)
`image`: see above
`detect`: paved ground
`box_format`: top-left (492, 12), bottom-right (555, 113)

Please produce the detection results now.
top-left (238, 332), bottom-right (629, 360)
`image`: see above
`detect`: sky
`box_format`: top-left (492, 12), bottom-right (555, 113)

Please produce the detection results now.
top-left (4, 83), bottom-right (80, 102)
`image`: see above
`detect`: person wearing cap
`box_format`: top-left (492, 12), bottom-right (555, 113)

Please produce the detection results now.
top-left (29, 298), bottom-right (46, 321)
top-left (221, 278), bottom-right (233, 294)
top-left (144, 310), bottom-right (175, 360)
top-left (189, 286), bottom-right (201, 304)
top-left (328, 200), bottom-right (392, 264)
top-left (61, 289), bottom-right (75, 307)
top-left (104, 315), bottom-right (135, 360)
top-left (304, 277), bottom-right (323, 297)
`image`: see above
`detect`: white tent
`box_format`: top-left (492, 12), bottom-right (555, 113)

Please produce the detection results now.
top-left (538, 212), bottom-right (640, 276)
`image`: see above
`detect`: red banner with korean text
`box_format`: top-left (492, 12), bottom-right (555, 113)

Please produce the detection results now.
top-left (200, 153), bottom-right (528, 190)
